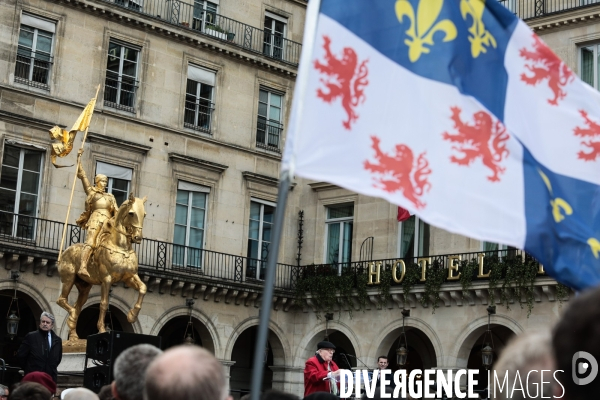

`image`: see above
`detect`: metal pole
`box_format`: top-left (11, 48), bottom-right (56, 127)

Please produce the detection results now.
top-left (248, 0), bottom-right (320, 397)
top-left (249, 171), bottom-right (290, 400)
top-left (57, 85), bottom-right (100, 262)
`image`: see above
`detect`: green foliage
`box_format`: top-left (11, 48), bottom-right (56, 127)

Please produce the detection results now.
top-left (556, 283), bottom-right (569, 306)
top-left (402, 262), bottom-right (420, 305)
top-left (294, 256), bottom-right (563, 318)
top-left (459, 258), bottom-right (479, 296)
top-left (419, 260), bottom-right (446, 312)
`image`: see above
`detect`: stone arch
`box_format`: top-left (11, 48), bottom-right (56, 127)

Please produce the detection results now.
top-left (150, 306), bottom-right (219, 355)
top-left (0, 283), bottom-right (51, 367)
top-left (58, 293), bottom-right (142, 338)
top-left (225, 317), bottom-right (290, 366)
top-left (369, 317), bottom-right (443, 368)
top-left (451, 314), bottom-right (523, 368)
top-left (226, 317), bottom-right (290, 396)
top-left (294, 320), bottom-right (362, 368)
top-left (0, 279), bottom-right (53, 319)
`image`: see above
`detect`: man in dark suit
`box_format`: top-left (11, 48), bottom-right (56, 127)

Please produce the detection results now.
top-left (17, 312), bottom-right (62, 383)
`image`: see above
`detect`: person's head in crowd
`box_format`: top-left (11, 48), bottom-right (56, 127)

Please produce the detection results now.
top-left (7, 382), bottom-right (50, 400)
top-left (63, 388), bottom-right (99, 400)
top-left (143, 345), bottom-right (231, 400)
top-left (239, 395), bottom-right (250, 400)
top-left (0, 384), bottom-right (8, 400)
top-left (21, 372), bottom-right (57, 395)
top-left (39, 312), bottom-right (55, 332)
top-left (97, 385), bottom-right (114, 400)
top-left (553, 287), bottom-right (600, 400)
top-left (262, 389), bottom-right (299, 400)
top-left (316, 341), bottom-right (336, 363)
top-left (112, 344), bottom-right (162, 400)
top-left (302, 393), bottom-right (339, 400)
top-left (377, 356), bottom-right (389, 370)
top-left (494, 330), bottom-right (555, 400)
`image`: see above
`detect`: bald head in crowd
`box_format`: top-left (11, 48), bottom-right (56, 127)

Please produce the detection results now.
top-left (143, 345), bottom-right (231, 400)
top-left (63, 388), bottom-right (100, 400)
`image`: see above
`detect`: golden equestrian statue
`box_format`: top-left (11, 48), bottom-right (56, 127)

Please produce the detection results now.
top-left (56, 153), bottom-right (148, 346)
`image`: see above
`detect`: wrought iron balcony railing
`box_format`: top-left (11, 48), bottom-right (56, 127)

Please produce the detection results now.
top-left (0, 211), bottom-right (545, 293)
top-left (499, 0), bottom-right (600, 20)
top-left (14, 51), bottom-right (53, 90)
top-left (296, 248), bottom-right (542, 289)
top-left (96, 0), bottom-right (302, 66)
top-left (0, 211), bottom-right (296, 290)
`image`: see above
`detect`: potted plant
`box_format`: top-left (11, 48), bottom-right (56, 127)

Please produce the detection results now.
top-left (205, 24), bottom-right (229, 40)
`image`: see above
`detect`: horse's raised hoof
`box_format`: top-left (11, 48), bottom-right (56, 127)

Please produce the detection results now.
top-left (127, 309), bottom-right (140, 323)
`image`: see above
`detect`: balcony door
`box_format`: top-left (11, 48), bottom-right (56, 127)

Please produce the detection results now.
top-left (0, 145), bottom-right (43, 239)
top-left (263, 12), bottom-right (286, 60)
top-left (247, 199), bottom-right (275, 280)
top-left (173, 181), bottom-right (209, 268)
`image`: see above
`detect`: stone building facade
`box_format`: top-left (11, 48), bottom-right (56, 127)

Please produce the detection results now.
top-left (0, 0), bottom-right (593, 397)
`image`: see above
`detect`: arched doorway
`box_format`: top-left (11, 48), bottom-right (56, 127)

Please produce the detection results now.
top-left (0, 289), bottom-right (42, 367)
top-left (383, 327), bottom-right (437, 373)
top-left (300, 329), bottom-right (358, 370)
top-left (157, 316), bottom-right (215, 353)
top-left (76, 304), bottom-right (133, 339)
top-left (229, 326), bottom-right (285, 399)
top-left (466, 324), bottom-right (515, 394)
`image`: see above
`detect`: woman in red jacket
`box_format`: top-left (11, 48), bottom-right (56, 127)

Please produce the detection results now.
top-left (304, 341), bottom-right (341, 397)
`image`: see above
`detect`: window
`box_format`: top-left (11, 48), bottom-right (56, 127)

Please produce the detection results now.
top-left (184, 65), bottom-right (215, 133)
top-left (256, 89), bottom-right (283, 151)
top-left (247, 199), bottom-right (275, 280)
top-left (192, 1), bottom-right (218, 31)
top-left (482, 241), bottom-right (518, 257)
top-left (96, 162), bottom-right (132, 206)
top-left (15, 14), bottom-right (55, 89)
top-left (325, 204), bottom-right (354, 272)
top-left (114, 0), bottom-right (142, 11)
top-left (0, 145), bottom-right (43, 239)
top-left (263, 11), bottom-right (286, 60)
top-left (104, 41), bottom-right (139, 112)
top-left (580, 44), bottom-right (600, 89)
top-left (398, 215), bottom-right (429, 259)
top-left (173, 182), bottom-right (208, 268)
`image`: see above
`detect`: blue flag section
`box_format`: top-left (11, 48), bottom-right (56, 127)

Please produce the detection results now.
top-left (523, 150), bottom-right (600, 291)
top-left (282, 0), bottom-right (600, 291)
top-left (319, 0), bottom-right (518, 120)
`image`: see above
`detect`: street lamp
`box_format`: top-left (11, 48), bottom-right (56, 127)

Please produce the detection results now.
top-left (481, 306), bottom-right (496, 368)
top-left (324, 313), bottom-right (334, 340)
top-left (396, 309), bottom-right (410, 366)
top-left (6, 271), bottom-right (20, 340)
top-left (183, 299), bottom-right (195, 345)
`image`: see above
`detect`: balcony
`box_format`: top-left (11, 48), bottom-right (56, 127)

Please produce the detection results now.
top-left (0, 211), bottom-right (558, 306)
top-left (96, 0), bottom-right (302, 66)
top-left (0, 211), bottom-right (296, 291)
top-left (500, 0), bottom-right (600, 20)
top-left (14, 51), bottom-right (53, 90)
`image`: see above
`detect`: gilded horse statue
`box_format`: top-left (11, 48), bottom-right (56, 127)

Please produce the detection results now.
top-left (57, 192), bottom-right (147, 344)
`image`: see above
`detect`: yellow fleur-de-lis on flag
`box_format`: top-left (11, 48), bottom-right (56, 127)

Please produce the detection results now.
top-left (395, 0), bottom-right (457, 62)
top-left (539, 170), bottom-right (573, 223)
top-left (460, 0), bottom-right (497, 58)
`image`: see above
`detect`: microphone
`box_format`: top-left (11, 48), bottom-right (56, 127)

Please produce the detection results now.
top-left (340, 353), bottom-right (370, 368)
top-left (339, 353), bottom-right (352, 370)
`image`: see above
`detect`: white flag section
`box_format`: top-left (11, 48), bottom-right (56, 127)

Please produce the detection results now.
top-left (505, 21), bottom-right (600, 185)
top-left (282, 14), bottom-right (526, 248)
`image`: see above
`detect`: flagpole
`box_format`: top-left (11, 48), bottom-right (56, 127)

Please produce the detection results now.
top-left (249, 0), bottom-right (321, 398)
top-left (57, 84), bottom-right (101, 263)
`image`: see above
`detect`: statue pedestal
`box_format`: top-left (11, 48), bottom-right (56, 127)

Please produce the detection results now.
top-left (58, 352), bottom-right (86, 373)
top-left (62, 339), bottom-right (87, 354)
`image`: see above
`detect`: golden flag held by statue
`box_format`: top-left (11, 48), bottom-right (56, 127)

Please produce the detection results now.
top-left (49, 92), bottom-right (98, 168)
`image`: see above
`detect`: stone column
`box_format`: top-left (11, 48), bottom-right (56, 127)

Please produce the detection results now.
top-left (220, 360), bottom-right (236, 394)
top-left (269, 366), bottom-right (304, 397)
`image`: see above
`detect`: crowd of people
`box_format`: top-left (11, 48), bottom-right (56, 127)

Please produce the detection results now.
top-left (4, 285), bottom-right (600, 399)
